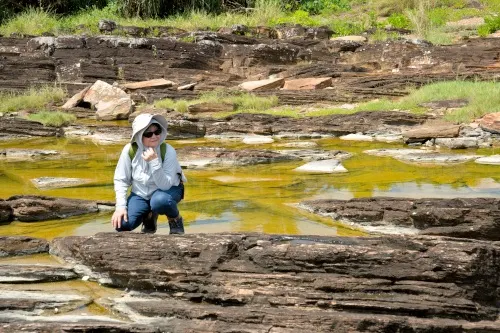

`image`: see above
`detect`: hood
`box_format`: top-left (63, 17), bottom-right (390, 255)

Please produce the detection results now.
top-left (131, 114), bottom-right (168, 149)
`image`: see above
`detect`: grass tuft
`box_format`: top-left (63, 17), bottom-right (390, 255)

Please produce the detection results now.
top-left (155, 90), bottom-right (278, 113)
top-left (27, 111), bottom-right (77, 127)
top-left (0, 86), bottom-right (67, 114)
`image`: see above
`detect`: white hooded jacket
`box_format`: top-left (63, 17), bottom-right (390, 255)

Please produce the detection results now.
top-left (113, 114), bottom-right (187, 209)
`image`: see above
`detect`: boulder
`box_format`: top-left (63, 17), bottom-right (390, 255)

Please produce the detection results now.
top-left (83, 80), bottom-right (134, 121)
top-left (477, 112), bottom-right (500, 134)
top-left (475, 155), bottom-right (500, 165)
top-left (282, 77), bottom-right (332, 90)
top-left (61, 84), bottom-right (91, 109)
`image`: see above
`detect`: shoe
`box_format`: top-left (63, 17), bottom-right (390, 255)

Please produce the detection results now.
top-left (141, 211), bottom-right (158, 234)
top-left (168, 216), bottom-right (184, 235)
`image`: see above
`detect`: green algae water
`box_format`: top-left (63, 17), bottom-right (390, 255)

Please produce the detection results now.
top-left (0, 136), bottom-right (498, 239)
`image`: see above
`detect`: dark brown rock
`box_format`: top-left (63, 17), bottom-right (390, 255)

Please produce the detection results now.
top-left (0, 236), bottom-right (49, 257)
top-left (301, 197), bottom-right (500, 240)
top-left (0, 200), bottom-right (13, 223)
top-left (7, 195), bottom-right (100, 222)
top-left (49, 232), bottom-right (500, 327)
top-left (0, 117), bottom-right (63, 139)
top-left (205, 111), bottom-right (429, 136)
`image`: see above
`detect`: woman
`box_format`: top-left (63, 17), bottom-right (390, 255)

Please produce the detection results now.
top-left (111, 113), bottom-right (186, 234)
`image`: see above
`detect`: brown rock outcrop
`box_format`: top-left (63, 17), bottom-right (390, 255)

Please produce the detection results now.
top-left (47, 232), bottom-right (500, 331)
top-left (0, 236), bottom-right (49, 257)
top-left (6, 195), bottom-right (103, 222)
top-left (301, 197), bottom-right (500, 240)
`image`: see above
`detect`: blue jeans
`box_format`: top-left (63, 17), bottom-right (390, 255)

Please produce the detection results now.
top-left (116, 185), bottom-right (183, 232)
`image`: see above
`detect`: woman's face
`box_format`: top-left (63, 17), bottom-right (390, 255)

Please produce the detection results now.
top-left (141, 124), bottom-right (162, 148)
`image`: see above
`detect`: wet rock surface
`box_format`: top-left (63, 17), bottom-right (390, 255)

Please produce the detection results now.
top-left (4, 195), bottom-right (113, 222)
top-left (0, 236), bottom-right (49, 257)
top-left (43, 232), bottom-right (500, 331)
top-left (300, 197), bottom-right (500, 240)
top-left (0, 264), bottom-right (77, 283)
top-left (177, 146), bottom-right (351, 169)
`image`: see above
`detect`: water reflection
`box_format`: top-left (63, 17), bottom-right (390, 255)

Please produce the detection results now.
top-left (0, 137), bottom-right (498, 239)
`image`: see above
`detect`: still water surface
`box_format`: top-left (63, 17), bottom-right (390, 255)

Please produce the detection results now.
top-left (0, 135), bottom-right (498, 239)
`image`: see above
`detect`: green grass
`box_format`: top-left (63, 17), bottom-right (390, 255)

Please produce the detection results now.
top-left (27, 111), bottom-right (77, 127)
top-left (0, 8), bottom-right (59, 36)
top-left (155, 90), bottom-right (279, 113)
top-left (323, 81), bottom-right (500, 123)
top-left (0, 86), bottom-right (67, 114)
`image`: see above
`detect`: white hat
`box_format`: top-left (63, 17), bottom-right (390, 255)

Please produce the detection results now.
top-left (130, 113), bottom-right (168, 143)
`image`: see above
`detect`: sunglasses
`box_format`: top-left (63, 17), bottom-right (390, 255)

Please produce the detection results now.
top-left (143, 128), bottom-right (162, 138)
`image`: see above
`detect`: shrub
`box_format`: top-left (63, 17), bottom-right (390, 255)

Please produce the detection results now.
top-left (387, 13), bottom-right (411, 29)
top-left (477, 15), bottom-right (500, 37)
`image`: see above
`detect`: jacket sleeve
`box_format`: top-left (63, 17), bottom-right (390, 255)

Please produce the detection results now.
top-left (114, 144), bottom-right (132, 209)
top-left (148, 145), bottom-right (181, 190)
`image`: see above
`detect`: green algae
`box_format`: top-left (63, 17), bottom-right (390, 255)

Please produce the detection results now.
top-left (0, 137), bottom-right (498, 239)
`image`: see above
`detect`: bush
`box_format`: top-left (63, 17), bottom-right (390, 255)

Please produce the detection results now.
top-left (387, 13), bottom-right (411, 29)
top-left (477, 15), bottom-right (500, 37)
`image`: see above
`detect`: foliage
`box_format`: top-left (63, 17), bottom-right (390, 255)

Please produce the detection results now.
top-left (272, 10), bottom-right (321, 27)
top-left (0, 7), bottom-right (58, 35)
top-left (477, 15), bottom-right (500, 37)
top-left (27, 111), bottom-right (77, 127)
top-left (330, 19), bottom-right (365, 35)
top-left (0, 86), bottom-right (66, 114)
top-left (289, 0), bottom-right (351, 15)
top-left (387, 13), bottom-right (411, 29)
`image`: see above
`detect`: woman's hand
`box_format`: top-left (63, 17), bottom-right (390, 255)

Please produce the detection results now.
top-left (142, 147), bottom-right (158, 162)
top-left (112, 207), bottom-right (127, 229)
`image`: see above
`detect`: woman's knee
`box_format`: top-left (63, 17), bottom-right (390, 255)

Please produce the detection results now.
top-left (151, 191), bottom-right (177, 213)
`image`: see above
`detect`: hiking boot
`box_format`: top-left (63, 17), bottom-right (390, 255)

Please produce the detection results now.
top-left (168, 216), bottom-right (184, 235)
top-left (141, 211), bottom-right (158, 234)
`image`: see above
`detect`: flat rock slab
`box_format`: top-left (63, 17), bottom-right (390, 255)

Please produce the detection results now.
top-left (120, 78), bottom-right (174, 90)
top-left (238, 77), bottom-right (284, 91)
top-left (300, 197), bottom-right (500, 240)
top-left (0, 289), bottom-right (91, 313)
top-left (49, 232), bottom-right (500, 328)
top-left (0, 236), bottom-right (49, 257)
top-left (282, 77), bottom-right (332, 90)
top-left (402, 123), bottom-right (461, 139)
top-left (0, 149), bottom-right (60, 159)
top-left (241, 135), bottom-right (275, 144)
top-left (0, 321), bottom-right (149, 333)
top-left (6, 195), bottom-right (101, 222)
top-left (0, 264), bottom-right (77, 283)
top-left (294, 159), bottom-right (347, 173)
top-left (475, 155), bottom-right (500, 165)
top-left (31, 177), bottom-right (91, 190)
top-left (364, 148), bottom-right (480, 164)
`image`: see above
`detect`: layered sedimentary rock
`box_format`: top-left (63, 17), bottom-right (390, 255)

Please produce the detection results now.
top-left (301, 197), bottom-right (500, 240)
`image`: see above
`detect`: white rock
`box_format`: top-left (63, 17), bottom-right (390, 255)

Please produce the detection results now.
top-left (294, 159), bottom-right (348, 173)
top-left (475, 155), bottom-right (500, 165)
top-left (242, 136), bottom-right (274, 144)
top-left (340, 133), bottom-right (373, 141)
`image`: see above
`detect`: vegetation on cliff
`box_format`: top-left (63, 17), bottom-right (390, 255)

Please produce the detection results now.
top-left (1, 0), bottom-right (499, 43)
